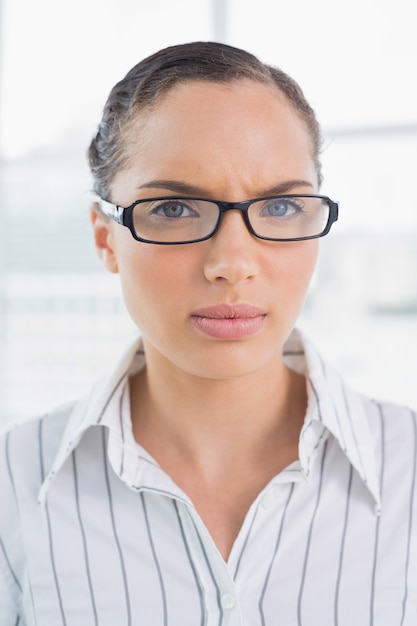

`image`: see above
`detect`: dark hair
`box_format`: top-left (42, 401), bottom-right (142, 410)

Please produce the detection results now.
top-left (88, 41), bottom-right (322, 200)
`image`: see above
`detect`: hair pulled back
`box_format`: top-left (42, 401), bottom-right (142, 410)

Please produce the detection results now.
top-left (88, 41), bottom-right (322, 200)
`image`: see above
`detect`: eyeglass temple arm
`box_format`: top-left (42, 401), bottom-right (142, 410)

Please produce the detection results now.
top-left (98, 198), bottom-right (125, 225)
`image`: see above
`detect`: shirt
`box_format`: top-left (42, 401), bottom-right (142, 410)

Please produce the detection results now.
top-left (1, 328), bottom-right (416, 626)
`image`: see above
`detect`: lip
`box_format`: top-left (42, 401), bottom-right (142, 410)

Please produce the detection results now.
top-left (190, 303), bottom-right (267, 340)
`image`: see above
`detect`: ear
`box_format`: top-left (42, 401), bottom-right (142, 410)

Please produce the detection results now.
top-left (90, 202), bottom-right (119, 274)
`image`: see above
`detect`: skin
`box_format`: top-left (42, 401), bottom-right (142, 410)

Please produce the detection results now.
top-left (91, 78), bottom-right (320, 560)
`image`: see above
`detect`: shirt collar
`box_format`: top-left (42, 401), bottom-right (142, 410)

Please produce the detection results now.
top-left (37, 340), bottom-right (144, 504)
top-left (284, 329), bottom-right (381, 511)
top-left (38, 329), bottom-right (381, 511)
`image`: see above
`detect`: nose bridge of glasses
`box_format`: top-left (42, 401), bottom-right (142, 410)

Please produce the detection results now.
top-left (215, 200), bottom-right (254, 237)
top-left (217, 199), bottom-right (251, 214)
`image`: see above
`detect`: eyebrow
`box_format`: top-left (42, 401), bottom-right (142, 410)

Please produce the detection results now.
top-left (137, 179), bottom-right (315, 197)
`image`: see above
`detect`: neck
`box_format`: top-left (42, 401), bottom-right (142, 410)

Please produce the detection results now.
top-left (129, 340), bottom-right (307, 562)
top-left (130, 342), bottom-right (307, 476)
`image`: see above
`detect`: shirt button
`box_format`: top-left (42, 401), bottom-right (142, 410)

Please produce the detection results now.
top-left (221, 592), bottom-right (235, 610)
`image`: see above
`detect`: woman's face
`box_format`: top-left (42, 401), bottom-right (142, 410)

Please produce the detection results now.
top-left (92, 79), bottom-right (319, 380)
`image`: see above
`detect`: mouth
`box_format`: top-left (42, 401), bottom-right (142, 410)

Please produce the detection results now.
top-left (190, 303), bottom-right (267, 340)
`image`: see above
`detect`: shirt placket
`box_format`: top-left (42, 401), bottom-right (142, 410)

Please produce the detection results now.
top-left (176, 501), bottom-right (245, 626)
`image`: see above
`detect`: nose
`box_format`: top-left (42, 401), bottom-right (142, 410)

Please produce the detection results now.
top-left (203, 210), bottom-right (260, 284)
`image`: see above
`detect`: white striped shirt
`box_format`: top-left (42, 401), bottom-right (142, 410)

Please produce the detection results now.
top-left (1, 328), bottom-right (416, 625)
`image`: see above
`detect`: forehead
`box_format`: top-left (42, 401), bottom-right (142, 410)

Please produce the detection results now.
top-left (117, 79), bottom-right (316, 196)
top-left (131, 78), bottom-right (310, 146)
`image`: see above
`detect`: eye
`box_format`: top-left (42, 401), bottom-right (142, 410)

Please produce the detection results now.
top-left (261, 197), bottom-right (304, 218)
top-left (150, 199), bottom-right (199, 219)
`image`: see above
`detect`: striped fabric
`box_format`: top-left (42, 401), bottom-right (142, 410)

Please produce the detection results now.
top-left (1, 328), bottom-right (416, 625)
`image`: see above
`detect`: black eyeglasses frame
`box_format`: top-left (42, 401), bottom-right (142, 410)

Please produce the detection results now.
top-left (99, 194), bottom-right (339, 245)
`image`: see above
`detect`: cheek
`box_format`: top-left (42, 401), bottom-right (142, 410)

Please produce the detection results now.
top-left (273, 241), bottom-right (318, 297)
top-left (115, 244), bottom-right (197, 326)
top-left (295, 241), bottom-right (319, 283)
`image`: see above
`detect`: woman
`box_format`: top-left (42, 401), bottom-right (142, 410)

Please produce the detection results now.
top-left (1, 42), bottom-right (416, 625)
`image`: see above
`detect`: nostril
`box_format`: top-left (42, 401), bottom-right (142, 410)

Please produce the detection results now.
top-left (203, 243), bottom-right (258, 285)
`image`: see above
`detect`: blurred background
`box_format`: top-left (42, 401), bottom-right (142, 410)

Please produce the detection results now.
top-left (0, 0), bottom-right (416, 428)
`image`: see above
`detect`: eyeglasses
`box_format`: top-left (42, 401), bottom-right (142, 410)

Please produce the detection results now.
top-left (99, 194), bottom-right (339, 245)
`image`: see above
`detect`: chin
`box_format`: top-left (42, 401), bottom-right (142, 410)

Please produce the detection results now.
top-left (180, 339), bottom-right (283, 381)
